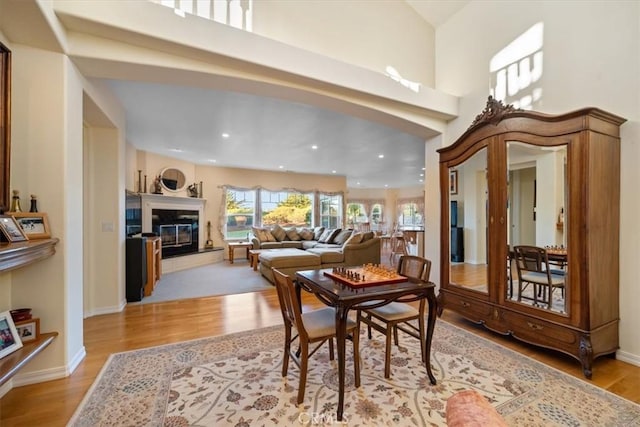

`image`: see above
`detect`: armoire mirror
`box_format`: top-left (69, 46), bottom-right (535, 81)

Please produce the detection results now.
top-left (449, 147), bottom-right (488, 294)
top-left (506, 141), bottom-right (568, 315)
top-left (160, 168), bottom-right (186, 192)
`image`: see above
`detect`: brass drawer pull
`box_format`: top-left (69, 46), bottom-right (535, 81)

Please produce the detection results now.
top-left (527, 322), bottom-right (543, 330)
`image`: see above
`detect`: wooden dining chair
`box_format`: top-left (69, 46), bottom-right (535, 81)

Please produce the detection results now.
top-left (357, 255), bottom-right (431, 378)
top-left (271, 268), bottom-right (361, 404)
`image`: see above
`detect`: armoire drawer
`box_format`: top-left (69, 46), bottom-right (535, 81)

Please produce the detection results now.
top-left (502, 310), bottom-right (579, 352)
top-left (443, 293), bottom-right (492, 322)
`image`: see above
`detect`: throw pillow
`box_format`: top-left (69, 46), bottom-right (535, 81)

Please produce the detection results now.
top-left (343, 232), bottom-right (364, 246)
top-left (285, 227), bottom-right (301, 241)
top-left (265, 229), bottom-right (277, 242)
top-left (251, 226), bottom-right (270, 242)
top-left (271, 224), bottom-right (287, 242)
top-left (299, 228), bottom-right (314, 240)
top-left (317, 228), bottom-right (335, 243)
top-left (313, 226), bottom-right (325, 241)
top-left (332, 229), bottom-right (353, 245)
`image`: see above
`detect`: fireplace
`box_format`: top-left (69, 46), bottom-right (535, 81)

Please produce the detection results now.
top-left (152, 209), bottom-right (199, 258)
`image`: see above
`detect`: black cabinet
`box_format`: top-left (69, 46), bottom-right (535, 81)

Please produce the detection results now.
top-left (450, 227), bottom-right (464, 262)
top-left (126, 237), bottom-right (147, 302)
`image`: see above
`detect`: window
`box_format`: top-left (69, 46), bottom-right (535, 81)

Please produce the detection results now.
top-left (398, 202), bottom-right (423, 227)
top-left (224, 187), bottom-right (343, 238)
top-left (346, 203), bottom-right (367, 227)
top-left (225, 188), bottom-right (255, 239)
top-left (260, 190), bottom-right (312, 227)
top-left (319, 194), bottom-right (342, 228)
top-left (371, 203), bottom-right (383, 224)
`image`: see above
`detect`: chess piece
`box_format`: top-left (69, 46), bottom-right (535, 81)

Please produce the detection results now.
top-left (29, 195), bottom-right (38, 212)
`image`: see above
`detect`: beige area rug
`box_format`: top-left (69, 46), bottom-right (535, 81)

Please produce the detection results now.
top-left (141, 261), bottom-right (273, 304)
top-left (68, 321), bottom-right (640, 426)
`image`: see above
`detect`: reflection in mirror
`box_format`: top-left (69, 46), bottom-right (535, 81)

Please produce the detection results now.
top-left (160, 168), bottom-right (187, 192)
top-left (449, 147), bottom-right (488, 294)
top-left (506, 141), bottom-right (568, 315)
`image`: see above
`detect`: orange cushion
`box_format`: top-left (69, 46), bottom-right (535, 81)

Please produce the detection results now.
top-left (445, 390), bottom-right (508, 427)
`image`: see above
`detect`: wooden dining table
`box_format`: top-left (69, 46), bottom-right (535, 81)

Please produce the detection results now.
top-left (295, 268), bottom-right (438, 421)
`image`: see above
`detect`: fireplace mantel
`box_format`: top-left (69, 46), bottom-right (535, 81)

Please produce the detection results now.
top-left (140, 194), bottom-right (205, 207)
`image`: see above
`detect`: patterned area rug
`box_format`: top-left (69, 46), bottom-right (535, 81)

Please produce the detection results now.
top-left (68, 321), bottom-right (640, 426)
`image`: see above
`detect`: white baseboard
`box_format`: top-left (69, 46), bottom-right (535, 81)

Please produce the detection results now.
top-left (162, 250), bottom-right (224, 273)
top-left (12, 346), bottom-right (87, 387)
top-left (84, 299), bottom-right (126, 318)
top-left (616, 349), bottom-right (640, 367)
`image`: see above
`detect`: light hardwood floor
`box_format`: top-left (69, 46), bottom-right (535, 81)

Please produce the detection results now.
top-left (1, 252), bottom-right (639, 426)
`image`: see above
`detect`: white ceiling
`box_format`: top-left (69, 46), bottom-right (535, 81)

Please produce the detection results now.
top-left (107, 1), bottom-right (469, 189)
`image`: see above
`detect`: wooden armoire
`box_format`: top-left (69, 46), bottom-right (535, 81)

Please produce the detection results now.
top-left (437, 97), bottom-right (626, 378)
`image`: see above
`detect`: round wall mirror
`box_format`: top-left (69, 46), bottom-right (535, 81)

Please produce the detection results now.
top-left (159, 168), bottom-right (187, 192)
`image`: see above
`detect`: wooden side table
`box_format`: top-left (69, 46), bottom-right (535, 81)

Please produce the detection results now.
top-left (249, 249), bottom-right (271, 271)
top-left (228, 241), bottom-right (252, 264)
top-left (144, 236), bottom-right (162, 296)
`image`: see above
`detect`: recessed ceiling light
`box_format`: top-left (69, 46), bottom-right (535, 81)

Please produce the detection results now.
top-left (378, 154), bottom-right (384, 159)
top-left (419, 179), bottom-right (424, 183)
top-left (169, 148), bottom-right (183, 153)
top-left (278, 165), bottom-right (284, 169)
top-left (332, 170), bottom-right (337, 174)
top-left (221, 133), bottom-right (230, 138)
top-left (207, 159), bottom-right (217, 163)
top-left (311, 145), bottom-right (318, 150)
top-left (422, 167), bottom-right (425, 171)
top-left (384, 184), bottom-right (388, 188)
top-left (357, 182), bottom-right (361, 185)
top-left (420, 173), bottom-right (424, 177)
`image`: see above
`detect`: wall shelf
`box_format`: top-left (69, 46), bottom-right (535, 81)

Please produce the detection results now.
top-left (0, 332), bottom-right (58, 387)
top-left (0, 238), bottom-right (59, 273)
top-left (0, 238), bottom-right (60, 389)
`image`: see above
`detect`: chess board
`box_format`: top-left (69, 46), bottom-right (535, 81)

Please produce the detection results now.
top-left (324, 265), bottom-right (407, 288)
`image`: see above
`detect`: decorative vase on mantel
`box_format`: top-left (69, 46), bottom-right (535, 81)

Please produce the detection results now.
top-left (151, 175), bottom-right (163, 195)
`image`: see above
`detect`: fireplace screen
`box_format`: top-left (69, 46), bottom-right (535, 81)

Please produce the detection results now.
top-left (152, 208), bottom-right (199, 258)
top-left (160, 224), bottom-right (192, 247)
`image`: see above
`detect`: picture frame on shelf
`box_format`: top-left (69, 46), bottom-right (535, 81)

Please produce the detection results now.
top-left (11, 212), bottom-right (51, 239)
top-left (0, 310), bottom-right (23, 359)
top-left (15, 318), bottom-right (39, 343)
top-left (0, 215), bottom-right (28, 242)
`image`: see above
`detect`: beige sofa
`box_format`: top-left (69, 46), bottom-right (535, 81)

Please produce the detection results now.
top-left (250, 225), bottom-right (381, 283)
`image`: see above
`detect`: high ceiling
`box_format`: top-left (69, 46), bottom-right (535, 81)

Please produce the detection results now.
top-left (106, 1), bottom-right (469, 189)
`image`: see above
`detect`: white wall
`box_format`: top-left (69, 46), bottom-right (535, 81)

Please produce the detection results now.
top-left (435, 0), bottom-right (640, 363)
top-left (253, 0), bottom-right (435, 87)
top-left (8, 44), bottom-right (85, 384)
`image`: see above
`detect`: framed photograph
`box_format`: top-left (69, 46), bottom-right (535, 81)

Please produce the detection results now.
top-left (0, 215), bottom-right (28, 242)
top-left (0, 310), bottom-right (23, 359)
top-left (449, 170), bottom-right (459, 195)
top-left (12, 212), bottom-right (51, 239)
top-left (15, 318), bottom-right (39, 343)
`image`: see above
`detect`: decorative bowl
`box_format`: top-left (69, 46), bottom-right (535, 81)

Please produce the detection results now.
top-left (10, 308), bottom-right (32, 322)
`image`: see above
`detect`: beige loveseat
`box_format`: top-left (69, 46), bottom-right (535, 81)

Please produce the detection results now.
top-left (249, 225), bottom-right (381, 283)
